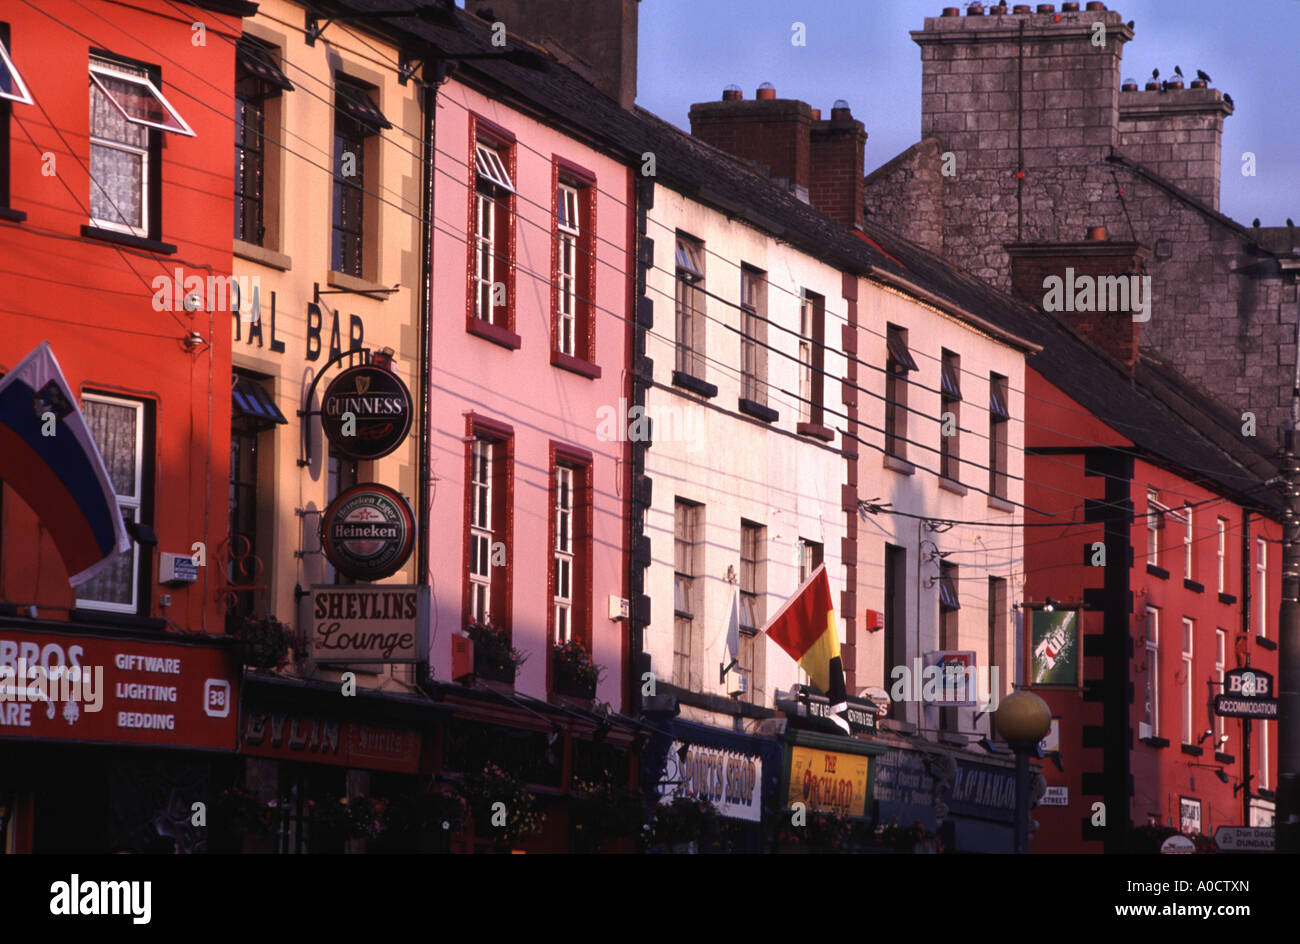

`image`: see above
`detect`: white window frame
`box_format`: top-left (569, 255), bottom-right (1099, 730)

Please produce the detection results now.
top-left (469, 437), bottom-right (492, 623)
top-left (556, 182), bottom-right (580, 357)
top-left (1183, 505), bottom-right (1193, 580)
top-left (473, 189), bottom-right (497, 323)
top-left (1217, 518), bottom-right (1227, 594)
top-left (0, 36), bottom-right (34, 106)
top-left (674, 236), bottom-right (704, 377)
top-left (75, 393), bottom-right (143, 614)
top-left (1147, 490), bottom-right (1165, 569)
top-left (799, 291), bottom-right (814, 424)
top-left (1257, 537), bottom-right (1267, 638)
top-left (553, 464), bottom-right (574, 644)
top-left (88, 58), bottom-right (151, 237)
top-left (1145, 606), bottom-right (1160, 737)
top-left (1182, 618), bottom-right (1194, 746)
top-left (88, 61), bottom-right (194, 136)
top-left (1215, 628), bottom-right (1226, 742)
top-left (740, 267), bottom-right (764, 404)
top-left (475, 141), bottom-right (514, 192)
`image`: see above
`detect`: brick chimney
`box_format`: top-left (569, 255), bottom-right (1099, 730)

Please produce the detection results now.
top-left (689, 87), bottom-right (866, 227)
top-left (467, 0), bottom-right (639, 109)
top-left (1006, 227), bottom-right (1149, 371)
top-left (1118, 86), bottom-right (1232, 211)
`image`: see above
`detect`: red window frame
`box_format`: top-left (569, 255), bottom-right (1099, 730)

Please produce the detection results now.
top-left (466, 113), bottom-right (519, 349)
top-left (547, 442), bottom-right (593, 689)
top-left (550, 155), bottom-right (599, 378)
top-left (462, 413), bottom-right (514, 639)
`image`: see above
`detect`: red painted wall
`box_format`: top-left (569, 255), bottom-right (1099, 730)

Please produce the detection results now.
top-left (0, 1), bottom-right (236, 635)
top-left (1024, 368), bottom-right (1281, 852)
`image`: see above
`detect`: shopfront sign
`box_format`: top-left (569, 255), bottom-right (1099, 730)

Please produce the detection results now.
top-left (308, 585), bottom-right (428, 664)
top-left (320, 364), bottom-right (413, 460)
top-left (663, 741), bottom-right (762, 822)
top-left (0, 629), bottom-right (237, 750)
top-left (777, 690), bottom-right (877, 734)
top-left (241, 710), bottom-right (420, 773)
top-left (786, 746), bottom-right (869, 817)
top-left (1215, 668), bottom-right (1277, 719)
top-left (944, 758), bottom-right (1016, 822)
top-left (320, 483), bottom-right (416, 581)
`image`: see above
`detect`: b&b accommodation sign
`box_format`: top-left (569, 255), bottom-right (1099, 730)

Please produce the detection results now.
top-left (1215, 667), bottom-right (1278, 719)
top-left (308, 586), bottom-right (429, 664)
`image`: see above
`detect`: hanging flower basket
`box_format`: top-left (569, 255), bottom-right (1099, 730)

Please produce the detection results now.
top-left (466, 617), bottom-right (524, 682)
top-left (570, 771), bottom-right (642, 852)
top-left (645, 795), bottom-right (723, 851)
top-left (553, 639), bottom-right (601, 699)
top-left (235, 615), bottom-right (293, 669)
top-left (312, 793), bottom-right (389, 841)
top-left (876, 819), bottom-right (945, 854)
top-left (460, 763), bottom-right (545, 843)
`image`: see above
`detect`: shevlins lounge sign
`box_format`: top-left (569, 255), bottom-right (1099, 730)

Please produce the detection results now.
top-left (307, 586), bottom-right (429, 664)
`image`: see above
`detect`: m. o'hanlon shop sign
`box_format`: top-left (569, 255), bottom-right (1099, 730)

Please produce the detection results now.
top-left (308, 586), bottom-right (429, 664)
top-left (0, 630), bottom-right (237, 750)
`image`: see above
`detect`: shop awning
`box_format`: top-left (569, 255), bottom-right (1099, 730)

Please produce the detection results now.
top-left (232, 374), bottom-right (287, 429)
top-left (236, 38), bottom-right (294, 93)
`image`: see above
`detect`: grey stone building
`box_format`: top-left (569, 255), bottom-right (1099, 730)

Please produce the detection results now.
top-left (861, 3), bottom-right (1300, 447)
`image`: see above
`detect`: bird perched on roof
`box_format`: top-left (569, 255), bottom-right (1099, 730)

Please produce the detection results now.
top-left (1125, 19), bottom-right (1134, 29)
top-left (1223, 93), bottom-right (1234, 107)
top-left (1197, 69), bottom-right (1211, 83)
top-left (1151, 67), bottom-right (1159, 80)
top-left (1288, 218), bottom-right (1295, 227)
top-left (1252, 218), bottom-right (1261, 228)
top-left (1174, 65), bottom-right (1184, 79)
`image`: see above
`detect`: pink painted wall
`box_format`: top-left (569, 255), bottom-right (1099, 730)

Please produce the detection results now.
top-left (427, 79), bottom-right (632, 707)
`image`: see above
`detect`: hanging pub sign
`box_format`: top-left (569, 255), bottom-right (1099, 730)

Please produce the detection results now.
top-left (308, 585), bottom-right (429, 663)
top-left (1215, 667), bottom-right (1278, 719)
top-left (320, 363), bottom-right (413, 460)
top-left (320, 483), bottom-right (416, 581)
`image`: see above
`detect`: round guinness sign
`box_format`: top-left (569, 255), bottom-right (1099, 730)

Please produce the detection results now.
top-left (321, 364), bottom-right (413, 460)
top-left (320, 483), bottom-right (416, 581)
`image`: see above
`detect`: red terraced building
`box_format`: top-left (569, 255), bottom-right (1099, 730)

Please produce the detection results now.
top-left (0, 0), bottom-right (249, 853)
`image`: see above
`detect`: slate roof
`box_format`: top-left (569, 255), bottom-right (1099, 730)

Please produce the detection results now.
top-left (334, 0), bottom-right (1280, 514)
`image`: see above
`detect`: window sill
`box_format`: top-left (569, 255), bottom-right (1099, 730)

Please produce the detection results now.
top-left (1146, 564), bottom-right (1170, 580)
top-left (234, 239), bottom-right (292, 271)
top-left (551, 349), bottom-right (602, 379)
top-left (1184, 578), bottom-right (1204, 593)
top-left (987, 494), bottom-right (1014, 513)
top-left (1140, 735), bottom-right (1170, 749)
top-left (68, 608), bottom-right (167, 630)
top-left (328, 269), bottom-right (393, 299)
top-left (796, 421), bottom-right (835, 443)
top-left (1218, 592), bottom-right (1237, 605)
top-left (738, 398), bottom-right (778, 423)
top-left (81, 225), bottom-right (176, 255)
top-left (883, 454), bottom-right (915, 476)
top-left (1256, 635), bottom-right (1277, 651)
top-left (1257, 787), bottom-right (1275, 801)
top-left (671, 370), bottom-right (717, 399)
top-left (1180, 743), bottom-right (1203, 757)
top-left (0, 207), bottom-right (26, 223)
top-left (938, 476), bottom-right (969, 496)
top-left (466, 316), bottom-right (522, 350)
top-left (1215, 751), bottom-right (1235, 764)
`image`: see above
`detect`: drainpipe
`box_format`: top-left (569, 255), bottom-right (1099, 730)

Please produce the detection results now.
top-left (416, 67), bottom-right (438, 691)
top-left (1241, 509), bottom-right (1251, 825)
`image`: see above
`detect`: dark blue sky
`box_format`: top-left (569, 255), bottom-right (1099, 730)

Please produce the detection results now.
top-left (635, 0), bottom-right (1299, 227)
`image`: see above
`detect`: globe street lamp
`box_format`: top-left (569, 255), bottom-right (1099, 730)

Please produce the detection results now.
top-left (995, 688), bottom-right (1052, 854)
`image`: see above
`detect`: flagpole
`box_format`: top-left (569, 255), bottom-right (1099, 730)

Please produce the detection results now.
top-left (720, 562), bottom-right (831, 682)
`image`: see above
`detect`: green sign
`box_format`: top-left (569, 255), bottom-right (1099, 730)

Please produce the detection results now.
top-left (1031, 610), bottom-right (1079, 686)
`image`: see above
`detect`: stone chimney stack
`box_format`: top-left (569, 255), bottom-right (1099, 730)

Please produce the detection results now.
top-left (467, 0), bottom-right (639, 109)
top-left (690, 86), bottom-right (867, 227)
top-left (1006, 226), bottom-right (1149, 372)
top-left (1118, 86), bottom-right (1232, 211)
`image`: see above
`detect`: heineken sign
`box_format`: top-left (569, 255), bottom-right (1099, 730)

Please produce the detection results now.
top-left (320, 483), bottom-right (415, 581)
top-left (321, 364), bottom-right (413, 460)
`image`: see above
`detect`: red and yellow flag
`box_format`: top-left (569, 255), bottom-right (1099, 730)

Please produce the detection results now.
top-left (763, 564), bottom-right (849, 732)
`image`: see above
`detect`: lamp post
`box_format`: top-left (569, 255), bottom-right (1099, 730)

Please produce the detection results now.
top-left (995, 688), bottom-right (1052, 854)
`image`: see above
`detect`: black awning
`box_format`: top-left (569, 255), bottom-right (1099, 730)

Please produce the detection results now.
top-left (989, 386), bottom-right (1010, 420)
top-left (941, 358), bottom-right (962, 400)
top-left (232, 374), bottom-right (287, 429)
top-left (886, 329), bottom-right (918, 372)
top-left (335, 81), bottom-right (391, 131)
top-left (939, 572), bottom-right (960, 610)
top-left (237, 39), bottom-right (294, 93)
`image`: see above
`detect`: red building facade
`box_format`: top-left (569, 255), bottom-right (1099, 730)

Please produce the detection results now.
top-left (0, 0), bottom-right (247, 853)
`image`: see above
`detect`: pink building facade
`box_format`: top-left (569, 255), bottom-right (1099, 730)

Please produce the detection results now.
top-left (427, 78), bottom-right (633, 709)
